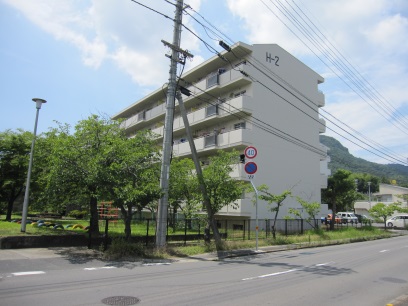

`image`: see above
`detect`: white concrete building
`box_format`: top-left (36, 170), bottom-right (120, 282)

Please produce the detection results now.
top-left (355, 183), bottom-right (408, 215)
top-left (113, 42), bottom-right (330, 220)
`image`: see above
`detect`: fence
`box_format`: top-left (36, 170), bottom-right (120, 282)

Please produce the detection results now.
top-left (96, 217), bottom-right (349, 247)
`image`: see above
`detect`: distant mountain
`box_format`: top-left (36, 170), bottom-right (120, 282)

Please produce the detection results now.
top-left (320, 135), bottom-right (408, 186)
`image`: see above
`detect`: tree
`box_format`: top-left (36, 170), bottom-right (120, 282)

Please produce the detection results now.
top-left (369, 202), bottom-right (401, 229)
top-left (106, 130), bottom-right (162, 240)
top-left (256, 185), bottom-right (291, 239)
top-left (351, 173), bottom-right (380, 199)
top-left (168, 158), bottom-right (200, 230)
top-left (322, 169), bottom-right (357, 230)
top-left (289, 197), bottom-right (321, 229)
top-left (44, 116), bottom-right (125, 236)
top-left (200, 150), bottom-right (246, 248)
top-left (0, 129), bottom-right (32, 220)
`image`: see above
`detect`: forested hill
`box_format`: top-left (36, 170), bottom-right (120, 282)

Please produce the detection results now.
top-left (320, 135), bottom-right (408, 186)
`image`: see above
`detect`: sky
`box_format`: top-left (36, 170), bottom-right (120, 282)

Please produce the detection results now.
top-left (0, 0), bottom-right (407, 166)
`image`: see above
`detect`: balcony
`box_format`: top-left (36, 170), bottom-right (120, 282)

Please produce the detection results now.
top-left (172, 128), bottom-right (252, 157)
top-left (185, 63), bottom-right (251, 98)
top-left (317, 90), bottom-right (325, 107)
top-left (122, 103), bottom-right (166, 131)
top-left (172, 95), bottom-right (252, 132)
top-left (217, 198), bottom-right (252, 216)
top-left (318, 118), bottom-right (326, 133)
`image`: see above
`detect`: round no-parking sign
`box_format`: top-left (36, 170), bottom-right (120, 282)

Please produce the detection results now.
top-left (244, 161), bottom-right (258, 175)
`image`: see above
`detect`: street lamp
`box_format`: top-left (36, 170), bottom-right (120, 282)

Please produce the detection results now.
top-left (21, 98), bottom-right (47, 232)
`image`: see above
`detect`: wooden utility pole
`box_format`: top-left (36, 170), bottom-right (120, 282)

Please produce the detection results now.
top-left (156, 0), bottom-right (192, 247)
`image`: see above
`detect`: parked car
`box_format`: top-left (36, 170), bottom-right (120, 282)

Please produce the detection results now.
top-left (337, 212), bottom-right (358, 224)
top-left (386, 215), bottom-right (408, 228)
top-left (355, 214), bottom-right (374, 224)
top-left (327, 214), bottom-right (342, 224)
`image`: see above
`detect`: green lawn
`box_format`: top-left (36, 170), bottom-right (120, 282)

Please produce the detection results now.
top-left (0, 216), bottom-right (201, 237)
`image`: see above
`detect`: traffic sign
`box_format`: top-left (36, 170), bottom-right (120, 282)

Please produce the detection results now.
top-left (244, 146), bottom-right (257, 159)
top-left (244, 161), bottom-right (258, 175)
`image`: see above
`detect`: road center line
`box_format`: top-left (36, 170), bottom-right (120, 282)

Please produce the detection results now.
top-left (242, 269), bottom-right (298, 281)
top-left (379, 250), bottom-right (389, 253)
top-left (84, 266), bottom-right (117, 271)
top-left (315, 262), bottom-right (335, 266)
top-left (12, 271), bottom-right (46, 276)
top-left (143, 263), bottom-right (172, 266)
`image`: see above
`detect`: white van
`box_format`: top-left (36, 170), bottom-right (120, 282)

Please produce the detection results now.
top-left (386, 215), bottom-right (408, 228)
top-left (337, 212), bottom-right (358, 224)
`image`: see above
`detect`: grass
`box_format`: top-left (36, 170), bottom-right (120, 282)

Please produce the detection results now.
top-left (0, 215), bottom-right (204, 237)
top-left (1, 216), bottom-right (395, 260)
top-left (105, 227), bottom-right (391, 258)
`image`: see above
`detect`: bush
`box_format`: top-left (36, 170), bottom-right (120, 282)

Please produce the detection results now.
top-left (68, 210), bottom-right (88, 219)
top-left (104, 238), bottom-right (146, 260)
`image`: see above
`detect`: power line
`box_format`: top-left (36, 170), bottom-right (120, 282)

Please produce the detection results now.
top-left (131, 0), bottom-right (407, 165)
top-left (184, 2), bottom-right (407, 165)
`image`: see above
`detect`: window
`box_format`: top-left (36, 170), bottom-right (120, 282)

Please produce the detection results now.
top-left (204, 134), bottom-right (217, 147)
top-left (234, 122), bottom-right (246, 130)
top-left (206, 105), bottom-right (218, 117)
top-left (137, 111), bottom-right (146, 121)
top-left (207, 74), bottom-right (219, 88)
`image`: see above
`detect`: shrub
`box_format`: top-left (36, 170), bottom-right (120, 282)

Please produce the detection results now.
top-left (104, 238), bottom-right (146, 260)
top-left (68, 210), bottom-right (88, 219)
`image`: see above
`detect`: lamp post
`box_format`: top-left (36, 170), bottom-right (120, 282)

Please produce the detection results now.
top-left (21, 98), bottom-right (47, 232)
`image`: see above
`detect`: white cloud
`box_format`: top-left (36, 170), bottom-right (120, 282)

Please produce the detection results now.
top-left (4, 0), bottom-right (107, 68)
top-left (364, 14), bottom-right (408, 54)
top-left (222, 0), bottom-right (408, 163)
top-left (3, 0), bottom-right (205, 87)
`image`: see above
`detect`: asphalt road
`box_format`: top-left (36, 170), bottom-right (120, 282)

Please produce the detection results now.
top-left (0, 236), bottom-right (408, 306)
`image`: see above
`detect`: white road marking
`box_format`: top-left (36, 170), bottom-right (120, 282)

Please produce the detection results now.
top-left (379, 249), bottom-right (389, 253)
top-left (12, 271), bottom-right (45, 276)
top-left (242, 262), bottom-right (336, 281)
top-left (84, 266), bottom-right (117, 271)
top-left (242, 269), bottom-right (298, 281)
top-left (143, 263), bottom-right (172, 266)
top-left (315, 262), bottom-right (335, 266)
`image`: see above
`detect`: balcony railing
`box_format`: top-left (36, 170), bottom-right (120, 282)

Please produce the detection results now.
top-left (173, 128), bottom-right (251, 156)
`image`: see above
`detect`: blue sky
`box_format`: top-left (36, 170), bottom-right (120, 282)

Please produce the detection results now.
top-left (1, 0), bottom-right (407, 166)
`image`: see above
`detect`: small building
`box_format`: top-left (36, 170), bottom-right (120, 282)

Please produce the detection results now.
top-left (113, 41), bottom-right (329, 220)
top-left (354, 183), bottom-right (408, 215)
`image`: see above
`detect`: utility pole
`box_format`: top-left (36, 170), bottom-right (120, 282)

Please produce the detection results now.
top-left (156, 0), bottom-right (186, 247)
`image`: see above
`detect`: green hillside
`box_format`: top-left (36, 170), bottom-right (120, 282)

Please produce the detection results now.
top-left (320, 135), bottom-right (408, 186)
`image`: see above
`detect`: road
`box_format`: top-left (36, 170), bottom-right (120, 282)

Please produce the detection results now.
top-left (0, 236), bottom-right (407, 306)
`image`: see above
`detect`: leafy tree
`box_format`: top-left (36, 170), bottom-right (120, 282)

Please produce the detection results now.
top-left (256, 185), bottom-right (291, 239)
top-left (351, 173), bottom-right (380, 199)
top-left (106, 130), bottom-right (161, 240)
top-left (43, 116), bottom-right (126, 236)
top-left (322, 169), bottom-right (357, 230)
top-left (369, 202), bottom-right (401, 229)
top-left (200, 150), bottom-right (246, 247)
top-left (168, 158), bottom-right (199, 230)
top-left (0, 129), bottom-right (32, 220)
top-left (289, 197), bottom-right (321, 229)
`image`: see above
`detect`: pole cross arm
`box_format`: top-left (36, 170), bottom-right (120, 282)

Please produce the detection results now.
top-left (161, 39), bottom-right (194, 59)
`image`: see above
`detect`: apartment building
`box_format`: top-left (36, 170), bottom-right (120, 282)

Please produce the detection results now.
top-left (112, 41), bottom-right (330, 220)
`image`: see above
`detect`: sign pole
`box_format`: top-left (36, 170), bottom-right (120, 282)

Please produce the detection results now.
top-left (250, 180), bottom-right (259, 251)
top-left (244, 145), bottom-right (259, 251)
